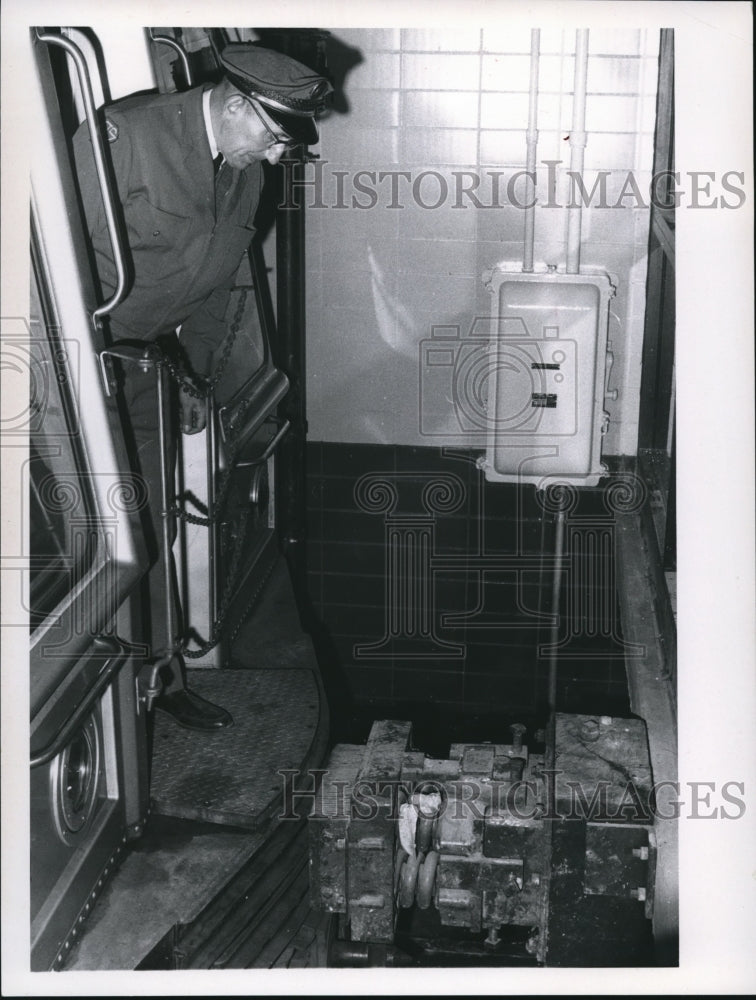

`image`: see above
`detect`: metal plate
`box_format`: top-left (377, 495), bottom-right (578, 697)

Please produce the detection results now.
top-left (554, 713), bottom-right (653, 822)
top-left (151, 669), bottom-right (322, 828)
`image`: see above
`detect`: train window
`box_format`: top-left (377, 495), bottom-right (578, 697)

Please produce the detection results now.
top-left (28, 241), bottom-right (96, 630)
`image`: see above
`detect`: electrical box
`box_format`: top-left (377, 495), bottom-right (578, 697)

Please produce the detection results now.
top-left (478, 263), bottom-right (616, 488)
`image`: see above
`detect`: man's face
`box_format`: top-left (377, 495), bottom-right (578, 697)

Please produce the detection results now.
top-left (216, 94), bottom-right (292, 168)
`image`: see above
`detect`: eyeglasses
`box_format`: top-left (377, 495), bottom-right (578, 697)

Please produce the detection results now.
top-left (246, 97), bottom-right (299, 152)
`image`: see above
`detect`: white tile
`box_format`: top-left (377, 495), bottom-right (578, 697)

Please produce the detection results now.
top-left (400, 238), bottom-right (479, 276)
top-left (480, 91), bottom-right (531, 129)
top-left (641, 28), bottom-right (662, 57)
top-left (587, 56), bottom-right (643, 94)
top-left (584, 132), bottom-right (644, 171)
top-left (401, 28), bottom-right (481, 52)
top-left (481, 53), bottom-right (572, 94)
top-left (479, 129), bottom-right (528, 167)
top-left (398, 197), bottom-right (478, 241)
top-left (343, 89), bottom-right (400, 128)
top-left (580, 203), bottom-right (638, 245)
top-left (402, 90), bottom-right (479, 129)
top-left (475, 200), bottom-right (534, 242)
top-left (480, 54), bottom-right (531, 92)
top-left (331, 28), bottom-right (401, 51)
top-left (398, 128), bottom-right (479, 166)
top-left (401, 53), bottom-right (481, 91)
top-left (349, 52), bottom-right (401, 89)
top-left (482, 27), bottom-right (533, 54)
top-left (587, 29), bottom-right (642, 57)
top-left (585, 95), bottom-right (643, 133)
top-left (323, 124), bottom-right (399, 166)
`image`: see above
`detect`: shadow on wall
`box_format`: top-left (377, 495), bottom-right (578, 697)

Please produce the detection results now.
top-left (255, 27), bottom-right (365, 119)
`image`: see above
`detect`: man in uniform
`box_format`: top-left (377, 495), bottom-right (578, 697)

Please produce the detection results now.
top-left (73, 44), bottom-right (332, 730)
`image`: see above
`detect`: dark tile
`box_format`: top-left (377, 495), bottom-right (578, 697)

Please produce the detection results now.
top-left (320, 441), bottom-right (395, 477)
top-left (321, 510), bottom-right (387, 545)
top-left (432, 574), bottom-right (472, 616)
top-left (329, 632), bottom-right (392, 665)
top-left (557, 679), bottom-right (631, 717)
top-left (554, 658), bottom-right (627, 684)
top-left (319, 475), bottom-right (364, 513)
top-left (462, 641), bottom-right (538, 674)
top-left (305, 509), bottom-right (323, 541)
top-left (304, 440), bottom-right (322, 475)
top-left (463, 672), bottom-right (541, 714)
top-left (322, 540), bottom-right (386, 576)
top-left (347, 665), bottom-right (395, 702)
top-left (305, 540), bottom-right (323, 574)
top-left (392, 666), bottom-right (465, 704)
top-left (394, 443), bottom-right (449, 473)
top-left (321, 571), bottom-right (386, 608)
top-left (475, 516), bottom-right (519, 553)
top-left (480, 479), bottom-right (521, 520)
top-left (432, 514), bottom-right (471, 552)
top-left (322, 604), bottom-right (388, 639)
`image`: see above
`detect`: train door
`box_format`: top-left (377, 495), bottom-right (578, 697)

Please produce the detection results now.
top-left (26, 29), bottom-right (152, 970)
top-left (21, 24), bottom-right (318, 970)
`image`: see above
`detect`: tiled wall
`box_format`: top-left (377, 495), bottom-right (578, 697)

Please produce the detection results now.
top-left (299, 29), bottom-right (658, 720)
top-left (305, 27), bottom-right (658, 456)
top-left (305, 442), bottom-right (633, 723)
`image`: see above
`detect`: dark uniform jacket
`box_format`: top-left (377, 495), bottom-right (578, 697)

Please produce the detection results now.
top-left (73, 85), bottom-right (262, 377)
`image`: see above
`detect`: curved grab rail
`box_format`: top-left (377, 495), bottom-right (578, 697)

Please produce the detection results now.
top-left (35, 29), bottom-right (129, 324)
top-left (148, 29), bottom-right (193, 87)
top-left (30, 636), bottom-right (130, 768)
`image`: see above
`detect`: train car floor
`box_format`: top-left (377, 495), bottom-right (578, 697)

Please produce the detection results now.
top-left (65, 558), bottom-right (328, 970)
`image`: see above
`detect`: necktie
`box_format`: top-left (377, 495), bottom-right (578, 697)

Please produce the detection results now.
top-left (213, 153), bottom-right (223, 176)
top-left (214, 158), bottom-right (233, 214)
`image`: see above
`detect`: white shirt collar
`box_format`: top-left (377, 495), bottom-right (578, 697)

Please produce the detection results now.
top-left (203, 87), bottom-right (219, 160)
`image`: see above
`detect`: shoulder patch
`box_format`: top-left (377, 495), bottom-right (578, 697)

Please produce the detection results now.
top-left (105, 119), bottom-right (119, 143)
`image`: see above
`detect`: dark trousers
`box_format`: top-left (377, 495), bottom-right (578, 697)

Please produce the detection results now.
top-left (115, 352), bottom-right (185, 695)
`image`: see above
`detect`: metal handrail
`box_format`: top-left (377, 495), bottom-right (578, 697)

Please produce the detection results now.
top-left (235, 419), bottom-right (291, 467)
top-left (30, 636), bottom-right (129, 768)
top-left (35, 28), bottom-right (129, 323)
top-left (148, 29), bottom-right (193, 87)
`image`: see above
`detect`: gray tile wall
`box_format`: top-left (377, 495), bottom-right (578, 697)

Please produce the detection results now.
top-left (305, 28), bottom-right (659, 455)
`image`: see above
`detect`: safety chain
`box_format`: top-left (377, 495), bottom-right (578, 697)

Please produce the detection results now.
top-left (160, 285), bottom-right (260, 656)
top-left (162, 285), bottom-right (249, 400)
top-left (182, 512), bottom-right (250, 658)
top-left (163, 286), bottom-right (251, 527)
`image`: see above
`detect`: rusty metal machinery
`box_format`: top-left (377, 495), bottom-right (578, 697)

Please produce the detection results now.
top-left (308, 716), bottom-right (656, 966)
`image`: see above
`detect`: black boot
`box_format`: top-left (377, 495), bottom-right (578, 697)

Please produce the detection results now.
top-left (154, 685), bottom-right (233, 731)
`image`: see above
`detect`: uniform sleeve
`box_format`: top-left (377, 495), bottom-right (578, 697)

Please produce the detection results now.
top-left (71, 110), bottom-right (134, 308)
top-left (179, 283), bottom-right (237, 379)
top-left (179, 165), bottom-right (261, 379)
top-left (72, 110), bottom-right (133, 234)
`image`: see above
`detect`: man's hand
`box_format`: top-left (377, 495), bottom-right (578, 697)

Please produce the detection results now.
top-left (179, 387), bottom-right (207, 434)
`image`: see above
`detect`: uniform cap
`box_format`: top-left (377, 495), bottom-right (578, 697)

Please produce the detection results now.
top-left (220, 43), bottom-right (332, 145)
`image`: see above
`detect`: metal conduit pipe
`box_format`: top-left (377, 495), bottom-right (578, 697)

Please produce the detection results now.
top-left (522, 28), bottom-right (541, 273)
top-left (566, 29), bottom-right (590, 275)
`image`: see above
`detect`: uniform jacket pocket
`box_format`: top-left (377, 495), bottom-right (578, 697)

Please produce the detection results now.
top-left (127, 195), bottom-right (190, 252)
